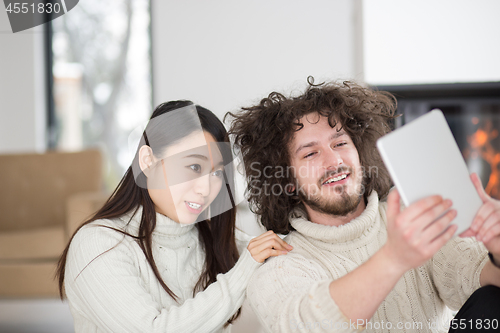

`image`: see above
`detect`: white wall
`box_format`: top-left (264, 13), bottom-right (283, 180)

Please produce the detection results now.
top-left (363, 0), bottom-right (500, 85)
top-left (0, 9), bottom-right (46, 154)
top-left (152, 0), bottom-right (363, 121)
top-left (151, 0), bottom-right (364, 240)
top-left (0, 0), bottom-right (362, 153)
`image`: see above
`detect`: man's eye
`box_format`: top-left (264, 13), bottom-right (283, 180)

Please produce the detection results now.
top-left (188, 164), bottom-right (202, 173)
top-left (335, 142), bottom-right (347, 148)
top-left (304, 152), bottom-right (316, 159)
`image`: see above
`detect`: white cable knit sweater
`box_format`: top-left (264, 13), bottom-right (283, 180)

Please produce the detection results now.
top-left (247, 191), bottom-right (489, 333)
top-left (64, 206), bottom-right (260, 333)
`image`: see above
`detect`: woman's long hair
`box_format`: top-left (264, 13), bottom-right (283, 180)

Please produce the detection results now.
top-left (56, 100), bottom-right (241, 324)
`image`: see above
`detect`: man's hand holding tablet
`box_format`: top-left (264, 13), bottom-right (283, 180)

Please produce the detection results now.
top-left (377, 110), bottom-right (482, 236)
top-left (382, 188), bottom-right (457, 272)
top-left (377, 109), bottom-right (500, 272)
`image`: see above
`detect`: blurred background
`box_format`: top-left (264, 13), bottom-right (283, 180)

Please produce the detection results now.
top-left (0, 0), bottom-right (499, 332)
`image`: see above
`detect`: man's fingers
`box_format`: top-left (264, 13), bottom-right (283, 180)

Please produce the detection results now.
top-left (477, 214), bottom-right (500, 243)
top-left (471, 201), bottom-right (495, 232)
top-left (459, 228), bottom-right (476, 238)
top-left (471, 173), bottom-right (489, 203)
top-left (415, 199), bottom-right (453, 232)
top-left (400, 195), bottom-right (444, 223)
top-left (421, 209), bottom-right (456, 240)
top-left (428, 224), bottom-right (457, 253)
top-left (477, 213), bottom-right (499, 240)
top-left (386, 188), bottom-right (401, 224)
top-left (482, 223), bottom-right (500, 244)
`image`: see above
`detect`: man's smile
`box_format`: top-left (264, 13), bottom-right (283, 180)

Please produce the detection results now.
top-left (322, 172), bottom-right (350, 186)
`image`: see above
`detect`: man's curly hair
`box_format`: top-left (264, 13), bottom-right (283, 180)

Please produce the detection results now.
top-left (227, 79), bottom-right (398, 234)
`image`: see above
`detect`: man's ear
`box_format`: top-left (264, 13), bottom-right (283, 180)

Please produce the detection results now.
top-left (138, 145), bottom-right (155, 177)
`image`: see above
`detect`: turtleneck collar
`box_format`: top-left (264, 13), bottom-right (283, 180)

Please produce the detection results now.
top-left (119, 206), bottom-right (196, 237)
top-left (290, 191), bottom-right (380, 246)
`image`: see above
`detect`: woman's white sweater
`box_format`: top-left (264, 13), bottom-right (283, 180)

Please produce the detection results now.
top-left (64, 206), bottom-right (260, 333)
top-left (247, 191), bottom-right (489, 333)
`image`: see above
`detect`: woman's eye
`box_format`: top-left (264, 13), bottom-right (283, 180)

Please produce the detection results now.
top-left (335, 142), bottom-right (347, 148)
top-left (188, 164), bottom-right (202, 173)
top-left (212, 169), bottom-right (223, 178)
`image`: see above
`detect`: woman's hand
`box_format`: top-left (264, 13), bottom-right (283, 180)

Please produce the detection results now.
top-left (247, 230), bottom-right (293, 263)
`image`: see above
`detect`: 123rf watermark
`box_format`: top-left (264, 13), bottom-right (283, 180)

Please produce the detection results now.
top-left (290, 319), bottom-right (424, 331)
top-left (289, 318), bottom-right (500, 331)
top-left (290, 318), bottom-right (499, 331)
top-left (3, 0), bottom-right (79, 33)
top-left (450, 318), bottom-right (499, 330)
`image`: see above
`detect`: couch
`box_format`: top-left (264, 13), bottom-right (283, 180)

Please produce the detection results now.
top-left (0, 150), bottom-right (108, 298)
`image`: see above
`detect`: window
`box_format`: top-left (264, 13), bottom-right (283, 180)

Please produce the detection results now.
top-left (49, 0), bottom-right (152, 188)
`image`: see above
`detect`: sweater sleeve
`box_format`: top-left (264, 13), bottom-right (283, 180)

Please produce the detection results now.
top-left (427, 236), bottom-right (489, 311)
top-left (65, 223), bottom-right (261, 333)
top-left (235, 227), bottom-right (254, 255)
top-left (246, 253), bottom-right (362, 333)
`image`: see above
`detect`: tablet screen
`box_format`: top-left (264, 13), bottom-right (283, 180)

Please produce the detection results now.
top-left (377, 109), bottom-right (482, 235)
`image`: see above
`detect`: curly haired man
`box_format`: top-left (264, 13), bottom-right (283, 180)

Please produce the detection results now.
top-left (228, 79), bottom-right (500, 333)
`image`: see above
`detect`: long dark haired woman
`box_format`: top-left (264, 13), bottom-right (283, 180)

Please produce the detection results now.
top-left (56, 101), bottom-right (291, 332)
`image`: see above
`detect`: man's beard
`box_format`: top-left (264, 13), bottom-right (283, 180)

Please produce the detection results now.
top-left (297, 167), bottom-right (364, 217)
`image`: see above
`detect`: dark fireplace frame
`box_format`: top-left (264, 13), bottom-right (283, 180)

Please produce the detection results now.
top-left (372, 81), bottom-right (500, 198)
top-left (372, 81), bottom-right (500, 127)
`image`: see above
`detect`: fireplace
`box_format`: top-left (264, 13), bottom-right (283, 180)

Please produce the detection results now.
top-left (375, 82), bottom-right (500, 199)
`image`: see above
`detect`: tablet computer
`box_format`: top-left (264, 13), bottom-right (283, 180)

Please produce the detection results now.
top-left (376, 109), bottom-right (482, 235)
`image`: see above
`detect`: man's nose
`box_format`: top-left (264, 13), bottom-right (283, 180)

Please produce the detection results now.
top-left (323, 148), bottom-right (343, 169)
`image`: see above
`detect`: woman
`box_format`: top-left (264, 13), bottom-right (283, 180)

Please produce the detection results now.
top-left (57, 100), bottom-right (291, 332)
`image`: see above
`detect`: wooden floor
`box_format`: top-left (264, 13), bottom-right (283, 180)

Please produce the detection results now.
top-left (0, 298), bottom-right (263, 333)
top-left (0, 299), bottom-right (74, 333)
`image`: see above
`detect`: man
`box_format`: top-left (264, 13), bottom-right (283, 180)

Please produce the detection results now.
top-left (228, 80), bottom-right (500, 332)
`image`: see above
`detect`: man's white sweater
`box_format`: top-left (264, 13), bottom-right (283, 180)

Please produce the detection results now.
top-left (65, 206), bottom-right (260, 333)
top-left (247, 191), bottom-right (489, 333)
